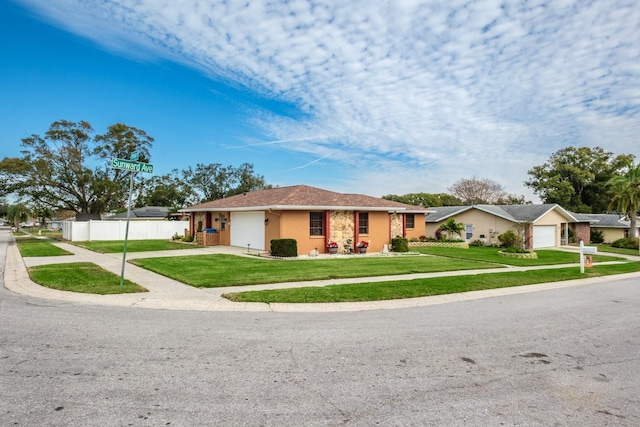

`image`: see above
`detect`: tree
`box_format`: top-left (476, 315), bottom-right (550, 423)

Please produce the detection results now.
top-left (525, 146), bottom-right (634, 213)
top-left (136, 170), bottom-right (190, 209)
top-left (183, 162), bottom-right (271, 204)
top-left (0, 120), bottom-right (154, 214)
top-left (7, 203), bottom-right (29, 230)
top-left (438, 217), bottom-right (464, 239)
top-left (607, 164), bottom-right (640, 238)
top-left (448, 177), bottom-right (517, 205)
top-left (382, 193), bottom-right (463, 207)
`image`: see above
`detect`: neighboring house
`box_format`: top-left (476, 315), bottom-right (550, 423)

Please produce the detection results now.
top-left (179, 185), bottom-right (429, 254)
top-left (571, 213), bottom-right (633, 243)
top-left (106, 206), bottom-right (170, 220)
top-left (425, 204), bottom-right (578, 249)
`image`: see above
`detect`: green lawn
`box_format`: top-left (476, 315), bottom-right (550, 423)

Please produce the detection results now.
top-left (28, 262), bottom-right (147, 294)
top-left (223, 262), bottom-right (640, 303)
top-left (130, 254), bottom-right (499, 287)
top-left (72, 239), bottom-right (202, 253)
top-left (412, 245), bottom-right (622, 265)
top-left (592, 244), bottom-right (640, 256)
top-left (16, 237), bottom-right (73, 257)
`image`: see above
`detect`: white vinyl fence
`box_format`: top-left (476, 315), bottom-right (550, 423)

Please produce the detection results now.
top-left (62, 220), bottom-right (189, 242)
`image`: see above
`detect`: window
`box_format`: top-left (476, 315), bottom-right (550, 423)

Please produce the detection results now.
top-left (405, 214), bottom-right (415, 229)
top-left (310, 212), bottom-right (324, 236)
top-left (465, 224), bottom-right (473, 240)
top-left (358, 212), bottom-right (369, 234)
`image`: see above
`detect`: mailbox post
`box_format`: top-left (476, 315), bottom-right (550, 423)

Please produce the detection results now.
top-left (579, 241), bottom-right (597, 273)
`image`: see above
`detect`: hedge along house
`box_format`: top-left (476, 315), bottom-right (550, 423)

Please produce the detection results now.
top-left (180, 185), bottom-right (429, 254)
top-left (424, 204), bottom-right (579, 249)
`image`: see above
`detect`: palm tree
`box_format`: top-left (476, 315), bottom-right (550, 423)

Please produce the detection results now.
top-left (7, 203), bottom-right (29, 230)
top-left (607, 164), bottom-right (640, 239)
top-left (438, 217), bottom-right (465, 239)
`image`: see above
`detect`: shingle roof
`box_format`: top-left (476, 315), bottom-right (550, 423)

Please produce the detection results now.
top-left (426, 204), bottom-right (577, 223)
top-left (109, 206), bottom-right (169, 219)
top-left (575, 213), bottom-right (629, 228)
top-left (181, 185), bottom-right (430, 212)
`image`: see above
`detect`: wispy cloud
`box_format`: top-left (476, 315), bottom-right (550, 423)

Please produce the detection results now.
top-left (21, 0), bottom-right (640, 197)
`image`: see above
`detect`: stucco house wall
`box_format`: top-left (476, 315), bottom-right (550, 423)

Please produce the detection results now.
top-left (425, 210), bottom-right (516, 245)
top-left (594, 226), bottom-right (626, 243)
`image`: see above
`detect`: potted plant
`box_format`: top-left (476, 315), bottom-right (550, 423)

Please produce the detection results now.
top-left (357, 240), bottom-right (369, 254)
top-left (327, 240), bottom-right (339, 254)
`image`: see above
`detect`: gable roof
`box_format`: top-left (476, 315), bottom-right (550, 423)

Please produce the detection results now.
top-left (425, 204), bottom-right (578, 223)
top-left (181, 185), bottom-right (430, 213)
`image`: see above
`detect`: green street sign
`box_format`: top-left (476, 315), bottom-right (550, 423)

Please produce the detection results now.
top-left (112, 158), bottom-right (154, 173)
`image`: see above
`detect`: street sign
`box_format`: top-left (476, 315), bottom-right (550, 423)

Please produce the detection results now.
top-left (112, 158), bottom-right (154, 174)
top-left (111, 155), bottom-right (154, 287)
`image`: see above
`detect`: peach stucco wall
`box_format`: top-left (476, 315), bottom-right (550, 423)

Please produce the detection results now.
top-left (192, 209), bottom-right (425, 255)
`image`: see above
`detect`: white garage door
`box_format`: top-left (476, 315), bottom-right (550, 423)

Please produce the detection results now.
top-left (533, 225), bottom-right (556, 248)
top-left (231, 211), bottom-right (265, 250)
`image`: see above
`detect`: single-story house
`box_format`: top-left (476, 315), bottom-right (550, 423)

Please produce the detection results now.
top-left (425, 204), bottom-right (579, 249)
top-left (106, 206), bottom-right (170, 220)
top-left (180, 185), bottom-right (429, 254)
top-left (571, 213), bottom-right (633, 243)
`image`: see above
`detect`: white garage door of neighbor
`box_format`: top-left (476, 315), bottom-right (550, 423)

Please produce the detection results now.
top-left (533, 225), bottom-right (556, 248)
top-left (231, 211), bottom-right (265, 250)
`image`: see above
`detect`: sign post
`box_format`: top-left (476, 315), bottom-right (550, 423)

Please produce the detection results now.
top-left (579, 241), bottom-right (597, 274)
top-left (112, 156), bottom-right (154, 287)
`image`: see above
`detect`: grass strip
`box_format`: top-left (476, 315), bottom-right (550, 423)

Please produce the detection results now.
top-left (130, 254), bottom-right (499, 287)
top-left (223, 262), bottom-right (640, 303)
top-left (413, 246), bottom-right (622, 266)
top-left (72, 239), bottom-right (202, 253)
top-left (28, 262), bottom-right (147, 294)
top-left (16, 237), bottom-right (73, 257)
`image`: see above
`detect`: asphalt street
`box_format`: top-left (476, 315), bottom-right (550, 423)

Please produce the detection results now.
top-left (1, 233), bottom-right (640, 426)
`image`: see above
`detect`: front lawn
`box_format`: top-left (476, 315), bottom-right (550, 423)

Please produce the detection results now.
top-left (72, 239), bottom-right (202, 253)
top-left (413, 245), bottom-right (621, 266)
top-left (28, 262), bottom-right (147, 294)
top-left (16, 237), bottom-right (73, 257)
top-left (130, 254), bottom-right (499, 287)
top-left (591, 244), bottom-right (640, 257)
top-left (223, 262), bottom-right (640, 303)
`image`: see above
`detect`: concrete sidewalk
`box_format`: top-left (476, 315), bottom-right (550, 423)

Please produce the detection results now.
top-left (4, 233), bottom-right (640, 312)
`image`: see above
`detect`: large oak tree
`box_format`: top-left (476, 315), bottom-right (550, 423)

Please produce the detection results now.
top-left (0, 120), bottom-right (153, 214)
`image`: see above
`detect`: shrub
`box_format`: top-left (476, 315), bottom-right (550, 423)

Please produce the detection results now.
top-left (498, 230), bottom-right (522, 248)
top-left (590, 229), bottom-right (605, 244)
top-left (181, 234), bottom-right (194, 242)
top-left (270, 238), bottom-right (298, 257)
top-left (391, 237), bottom-right (409, 252)
top-left (469, 239), bottom-right (485, 247)
top-left (611, 237), bottom-right (639, 250)
top-left (501, 247), bottom-right (529, 253)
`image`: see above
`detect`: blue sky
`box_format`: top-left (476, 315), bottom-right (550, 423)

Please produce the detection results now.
top-left (2, 0), bottom-right (639, 202)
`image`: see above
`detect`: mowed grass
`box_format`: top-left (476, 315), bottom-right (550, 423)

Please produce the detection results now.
top-left (72, 239), bottom-right (202, 253)
top-left (16, 237), bottom-right (73, 257)
top-left (28, 262), bottom-right (147, 294)
top-left (592, 244), bottom-right (640, 256)
top-left (224, 262), bottom-right (640, 303)
top-left (412, 246), bottom-right (622, 265)
top-left (130, 254), bottom-right (498, 287)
